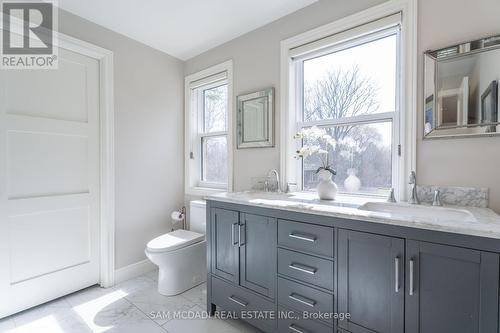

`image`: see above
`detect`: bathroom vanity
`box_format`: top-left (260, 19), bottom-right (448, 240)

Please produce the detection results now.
top-left (205, 192), bottom-right (500, 333)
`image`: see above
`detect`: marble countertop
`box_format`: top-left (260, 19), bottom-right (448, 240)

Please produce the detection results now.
top-left (207, 191), bottom-right (500, 240)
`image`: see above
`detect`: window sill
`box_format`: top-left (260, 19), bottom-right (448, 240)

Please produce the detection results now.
top-left (186, 186), bottom-right (228, 197)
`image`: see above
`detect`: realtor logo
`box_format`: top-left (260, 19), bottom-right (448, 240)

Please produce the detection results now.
top-left (1, 0), bottom-right (58, 69)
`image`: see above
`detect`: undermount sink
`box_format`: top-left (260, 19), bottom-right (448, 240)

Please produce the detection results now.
top-left (358, 202), bottom-right (477, 223)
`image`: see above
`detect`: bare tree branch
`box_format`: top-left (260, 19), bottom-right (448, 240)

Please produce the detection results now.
top-left (204, 85), bottom-right (227, 132)
top-left (304, 65), bottom-right (380, 143)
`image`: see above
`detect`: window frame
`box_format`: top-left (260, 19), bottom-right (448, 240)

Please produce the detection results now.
top-left (185, 60), bottom-right (233, 196)
top-left (280, 0), bottom-right (417, 201)
top-left (295, 27), bottom-right (401, 196)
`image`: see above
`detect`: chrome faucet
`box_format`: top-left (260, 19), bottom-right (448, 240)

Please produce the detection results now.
top-left (408, 171), bottom-right (419, 204)
top-left (265, 169), bottom-right (281, 193)
top-left (432, 190), bottom-right (443, 206)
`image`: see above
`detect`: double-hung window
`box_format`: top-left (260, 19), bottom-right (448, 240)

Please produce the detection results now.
top-left (185, 61), bottom-right (233, 195)
top-left (290, 14), bottom-right (402, 196)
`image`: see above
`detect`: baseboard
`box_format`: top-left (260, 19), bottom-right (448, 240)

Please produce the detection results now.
top-left (114, 259), bottom-right (156, 284)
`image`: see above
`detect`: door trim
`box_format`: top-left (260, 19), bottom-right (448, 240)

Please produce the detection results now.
top-left (57, 31), bottom-right (116, 287)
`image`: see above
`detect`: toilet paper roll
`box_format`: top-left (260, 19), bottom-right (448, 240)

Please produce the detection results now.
top-left (171, 211), bottom-right (185, 223)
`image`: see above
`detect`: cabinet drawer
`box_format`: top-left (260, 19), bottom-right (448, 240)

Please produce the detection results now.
top-left (278, 248), bottom-right (334, 291)
top-left (211, 277), bottom-right (276, 331)
top-left (278, 307), bottom-right (333, 333)
top-left (278, 219), bottom-right (334, 258)
top-left (278, 277), bottom-right (334, 325)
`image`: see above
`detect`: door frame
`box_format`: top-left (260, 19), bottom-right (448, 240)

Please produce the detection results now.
top-left (56, 31), bottom-right (116, 288)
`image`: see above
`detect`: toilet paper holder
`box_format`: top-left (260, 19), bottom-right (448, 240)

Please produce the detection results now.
top-left (171, 206), bottom-right (186, 231)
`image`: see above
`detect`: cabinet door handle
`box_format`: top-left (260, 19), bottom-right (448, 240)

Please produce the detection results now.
top-left (231, 222), bottom-right (238, 246)
top-left (289, 324), bottom-right (310, 333)
top-left (288, 293), bottom-right (316, 307)
top-left (409, 258), bottom-right (415, 296)
top-left (394, 256), bottom-right (400, 293)
top-left (238, 223), bottom-right (245, 247)
top-left (228, 295), bottom-right (248, 307)
top-left (289, 232), bottom-right (316, 242)
top-left (289, 263), bottom-right (317, 275)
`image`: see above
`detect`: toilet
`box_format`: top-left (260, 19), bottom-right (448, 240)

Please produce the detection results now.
top-left (145, 200), bottom-right (207, 296)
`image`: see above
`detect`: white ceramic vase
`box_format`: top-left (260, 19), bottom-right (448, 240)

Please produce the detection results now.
top-left (317, 169), bottom-right (338, 200)
top-left (344, 168), bottom-right (361, 192)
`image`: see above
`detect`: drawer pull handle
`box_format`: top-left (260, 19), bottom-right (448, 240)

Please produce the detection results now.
top-left (395, 256), bottom-right (400, 293)
top-left (289, 324), bottom-right (310, 333)
top-left (289, 263), bottom-right (317, 275)
top-left (289, 232), bottom-right (316, 242)
top-left (238, 223), bottom-right (245, 247)
top-left (288, 293), bottom-right (316, 308)
top-left (228, 295), bottom-right (248, 307)
top-left (231, 223), bottom-right (238, 246)
top-left (409, 258), bottom-right (415, 296)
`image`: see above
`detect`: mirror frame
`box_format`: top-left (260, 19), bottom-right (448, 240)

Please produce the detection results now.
top-left (423, 35), bottom-right (500, 139)
top-left (237, 88), bottom-right (274, 149)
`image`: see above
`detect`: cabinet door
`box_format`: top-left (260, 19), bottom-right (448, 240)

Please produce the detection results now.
top-left (239, 213), bottom-right (277, 298)
top-left (406, 241), bottom-right (499, 333)
top-left (210, 208), bottom-right (239, 284)
top-left (338, 229), bottom-right (404, 333)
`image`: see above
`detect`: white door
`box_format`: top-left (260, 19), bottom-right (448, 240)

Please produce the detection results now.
top-left (0, 47), bottom-right (101, 318)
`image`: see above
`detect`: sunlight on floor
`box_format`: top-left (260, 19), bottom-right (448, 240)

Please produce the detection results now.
top-left (72, 289), bottom-right (129, 333)
top-left (6, 315), bottom-right (64, 333)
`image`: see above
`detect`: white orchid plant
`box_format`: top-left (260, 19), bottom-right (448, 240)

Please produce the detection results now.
top-left (294, 126), bottom-right (337, 176)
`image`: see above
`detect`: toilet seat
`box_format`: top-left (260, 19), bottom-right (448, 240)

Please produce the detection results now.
top-left (146, 229), bottom-right (204, 253)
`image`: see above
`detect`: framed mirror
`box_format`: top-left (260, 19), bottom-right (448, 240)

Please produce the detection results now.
top-left (237, 88), bottom-right (274, 148)
top-left (424, 35), bottom-right (500, 139)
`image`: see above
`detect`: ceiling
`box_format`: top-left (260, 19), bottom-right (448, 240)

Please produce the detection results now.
top-left (59, 0), bottom-right (318, 60)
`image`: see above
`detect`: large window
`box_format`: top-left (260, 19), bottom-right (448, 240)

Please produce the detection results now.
top-left (294, 21), bottom-right (401, 196)
top-left (185, 61), bottom-right (233, 195)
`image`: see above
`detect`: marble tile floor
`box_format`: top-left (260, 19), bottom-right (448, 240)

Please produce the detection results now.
top-left (0, 270), bottom-right (262, 333)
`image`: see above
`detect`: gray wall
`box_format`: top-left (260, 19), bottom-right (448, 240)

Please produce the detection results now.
top-left (186, 0), bottom-right (500, 213)
top-left (417, 0), bottom-right (500, 213)
top-left (59, 10), bottom-right (185, 269)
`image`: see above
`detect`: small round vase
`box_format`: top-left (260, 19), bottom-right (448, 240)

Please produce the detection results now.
top-left (317, 169), bottom-right (338, 200)
top-left (344, 168), bottom-right (361, 192)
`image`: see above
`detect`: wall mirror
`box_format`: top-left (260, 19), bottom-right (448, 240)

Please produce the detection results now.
top-left (237, 88), bottom-right (274, 148)
top-left (424, 35), bottom-right (500, 139)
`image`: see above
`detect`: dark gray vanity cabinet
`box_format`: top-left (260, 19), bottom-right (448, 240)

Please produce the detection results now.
top-left (338, 230), bottom-right (405, 333)
top-left (405, 241), bottom-right (499, 333)
top-left (210, 208), bottom-right (277, 297)
top-left (209, 207), bottom-right (277, 332)
top-left (210, 208), bottom-right (239, 284)
top-left (337, 231), bottom-right (500, 333)
top-left (207, 200), bottom-right (500, 333)
top-left (239, 213), bottom-right (277, 298)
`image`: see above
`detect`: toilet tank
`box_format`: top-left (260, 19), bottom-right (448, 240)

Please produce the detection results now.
top-left (189, 200), bottom-right (206, 234)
